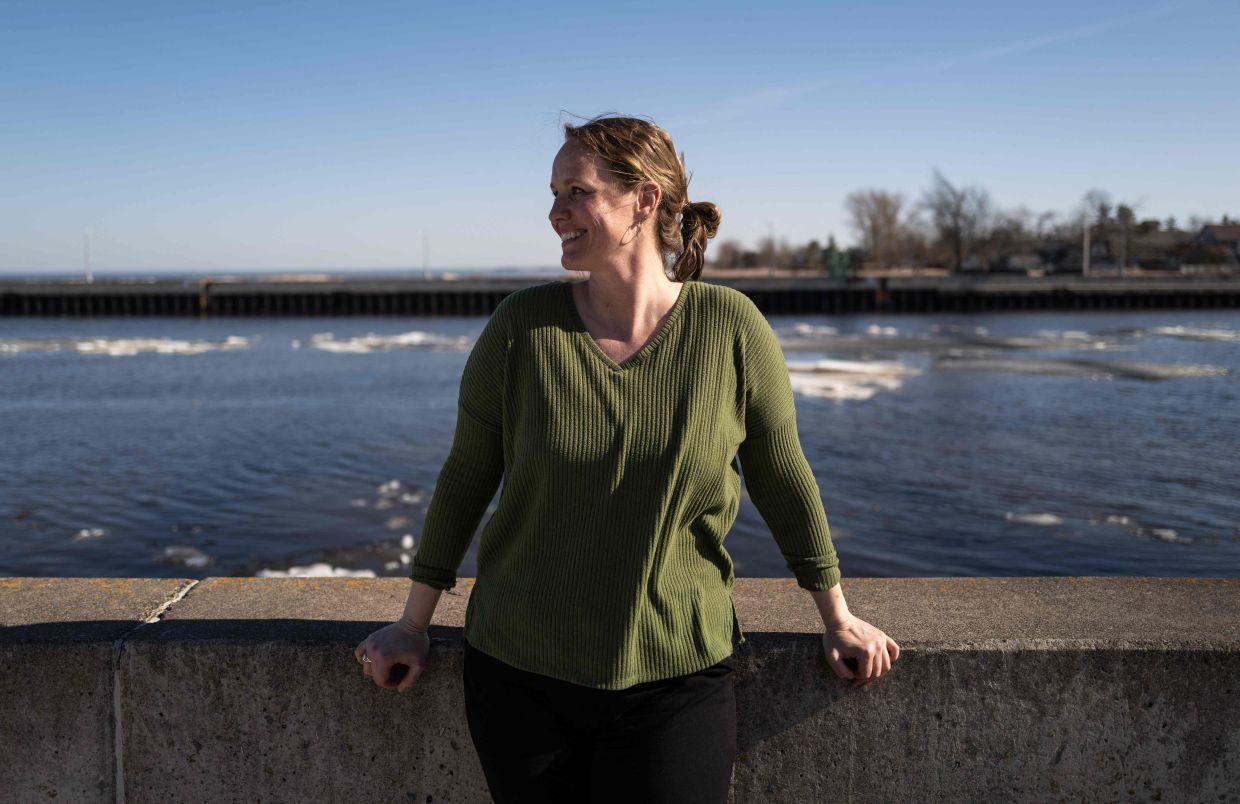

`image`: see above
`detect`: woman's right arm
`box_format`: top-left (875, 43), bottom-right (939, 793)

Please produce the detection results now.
top-left (353, 580), bottom-right (443, 692)
top-left (406, 299), bottom-right (510, 591)
top-left (355, 299), bottom-right (513, 692)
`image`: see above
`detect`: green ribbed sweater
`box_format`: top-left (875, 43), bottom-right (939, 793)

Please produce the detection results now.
top-left (410, 278), bottom-right (839, 690)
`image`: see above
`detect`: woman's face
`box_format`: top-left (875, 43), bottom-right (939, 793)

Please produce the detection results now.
top-left (549, 141), bottom-right (641, 271)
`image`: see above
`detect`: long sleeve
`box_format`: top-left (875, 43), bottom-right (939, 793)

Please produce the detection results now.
top-left (409, 301), bottom-right (510, 590)
top-left (735, 306), bottom-right (840, 592)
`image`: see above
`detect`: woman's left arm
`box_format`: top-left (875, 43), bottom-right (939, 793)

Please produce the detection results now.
top-left (738, 417), bottom-right (902, 685)
top-left (809, 584), bottom-right (900, 686)
top-left (735, 304), bottom-right (899, 685)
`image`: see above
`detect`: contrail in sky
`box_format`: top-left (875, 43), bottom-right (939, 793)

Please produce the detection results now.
top-left (670, 3), bottom-right (1186, 129)
top-left (928, 3), bottom-right (1184, 70)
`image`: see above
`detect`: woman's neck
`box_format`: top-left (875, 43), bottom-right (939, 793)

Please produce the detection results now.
top-left (571, 253), bottom-right (681, 343)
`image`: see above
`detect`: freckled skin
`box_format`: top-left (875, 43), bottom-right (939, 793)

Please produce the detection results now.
top-left (548, 142), bottom-right (644, 273)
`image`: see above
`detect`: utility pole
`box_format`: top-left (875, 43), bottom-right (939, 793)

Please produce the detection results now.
top-left (767, 221), bottom-right (775, 277)
top-left (422, 232), bottom-right (429, 281)
top-left (1082, 216), bottom-right (1091, 277)
top-left (84, 229), bottom-right (93, 284)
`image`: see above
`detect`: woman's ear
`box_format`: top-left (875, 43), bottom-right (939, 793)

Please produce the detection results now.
top-left (637, 181), bottom-right (661, 220)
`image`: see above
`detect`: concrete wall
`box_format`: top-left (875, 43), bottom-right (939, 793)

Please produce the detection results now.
top-left (2, 577), bottom-right (1237, 803)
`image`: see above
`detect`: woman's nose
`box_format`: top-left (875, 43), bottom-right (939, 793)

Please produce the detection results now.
top-left (549, 197), bottom-right (568, 224)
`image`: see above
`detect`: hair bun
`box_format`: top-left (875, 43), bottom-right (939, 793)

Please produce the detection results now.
top-left (682, 201), bottom-right (721, 240)
top-left (676, 200), bottom-right (721, 280)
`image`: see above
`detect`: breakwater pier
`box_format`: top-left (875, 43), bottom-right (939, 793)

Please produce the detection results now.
top-left (3, 275), bottom-right (1239, 316)
top-left (2, 577), bottom-right (1236, 802)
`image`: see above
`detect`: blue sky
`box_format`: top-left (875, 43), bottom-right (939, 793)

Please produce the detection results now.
top-left (2, 0), bottom-right (1237, 274)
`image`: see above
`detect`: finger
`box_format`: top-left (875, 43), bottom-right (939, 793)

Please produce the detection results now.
top-left (866, 646), bottom-right (881, 681)
top-left (880, 646), bottom-right (891, 678)
top-left (381, 660), bottom-right (410, 690)
top-left (854, 647), bottom-right (870, 682)
top-left (371, 661), bottom-right (391, 688)
top-left (397, 662), bottom-right (423, 693)
top-left (825, 646), bottom-right (854, 680)
top-left (354, 641), bottom-right (366, 664)
top-left (887, 637), bottom-right (901, 663)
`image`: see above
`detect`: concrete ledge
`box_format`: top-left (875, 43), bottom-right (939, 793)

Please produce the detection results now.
top-left (2, 577), bottom-right (1237, 802)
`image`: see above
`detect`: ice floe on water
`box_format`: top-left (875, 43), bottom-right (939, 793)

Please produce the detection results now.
top-left (934, 356), bottom-right (1228, 380)
top-left (1034, 329), bottom-right (1097, 344)
top-left (156, 545), bottom-right (213, 569)
top-left (255, 531), bottom-right (420, 577)
top-left (786, 358), bottom-right (918, 401)
top-left (1149, 528), bottom-right (1193, 545)
top-left (1089, 514), bottom-right (1203, 545)
top-left (0, 336), bottom-right (250, 356)
top-left (305, 330), bottom-right (470, 353)
top-left (931, 324), bottom-right (989, 336)
top-left (245, 479), bottom-right (439, 578)
top-left (778, 328), bottom-right (1116, 355)
top-left (1004, 511), bottom-right (1210, 544)
top-left (1148, 325), bottom-right (1240, 342)
top-left (256, 562), bottom-right (376, 578)
top-left (374, 479), bottom-right (425, 507)
top-left (791, 323), bottom-right (838, 337)
top-left (1004, 512), bottom-right (1064, 526)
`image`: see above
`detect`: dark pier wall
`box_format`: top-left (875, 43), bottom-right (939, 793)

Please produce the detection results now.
top-left (3, 577), bottom-right (1238, 803)
top-left (3, 276), bottom-right (1240, 317)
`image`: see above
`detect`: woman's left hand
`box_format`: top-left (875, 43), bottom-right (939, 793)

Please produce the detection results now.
top-left (822, 614), bottom-right (900, 686)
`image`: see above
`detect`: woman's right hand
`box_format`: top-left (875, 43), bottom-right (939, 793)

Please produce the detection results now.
top-left (354, 621), bottom-right (431, 693)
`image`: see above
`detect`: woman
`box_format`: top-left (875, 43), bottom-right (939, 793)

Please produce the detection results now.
top-left (354, 114), bottom-right (899, 803)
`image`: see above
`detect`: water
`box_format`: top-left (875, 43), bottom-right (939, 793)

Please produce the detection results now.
top-left (3, 303), bottom-right (1238, 580)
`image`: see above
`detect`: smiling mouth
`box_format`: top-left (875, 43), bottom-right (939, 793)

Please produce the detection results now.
top-left (560, 230), bottom-right (584, 243)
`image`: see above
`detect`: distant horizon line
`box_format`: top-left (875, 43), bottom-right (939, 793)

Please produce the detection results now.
top-left (0, 265), bottom-right (567, 280)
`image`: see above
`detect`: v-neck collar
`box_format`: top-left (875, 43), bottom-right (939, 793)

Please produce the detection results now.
top-left (563, 280), bottom-right (692, 372)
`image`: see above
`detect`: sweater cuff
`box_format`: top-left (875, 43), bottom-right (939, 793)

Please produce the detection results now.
top-left (793, 563), bottom-right (841, 592)
top-left (409, 563), bottom-right (457, 591)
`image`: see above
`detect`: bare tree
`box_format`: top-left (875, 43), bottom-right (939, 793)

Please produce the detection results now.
top-left (711, 239), bottom-right (744, 269)
top-left (1035, 210), bottom-right (1059, 241)
top-left (1081, 189), bottom-right (1112, 227)
top-left (844, 189), bottom-right (908, 267)
top-left (757, 235), bottom-right (777, 269)
top-left (921, 170), bottom-right (994, 271)
top-left (985, 207), bottom-right (1037, 269)
top-left (1079, 189), bottom-right (1115, 262)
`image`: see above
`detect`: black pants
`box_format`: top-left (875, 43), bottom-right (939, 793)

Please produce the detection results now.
top-left (462, 638), bottom-right (737, 804)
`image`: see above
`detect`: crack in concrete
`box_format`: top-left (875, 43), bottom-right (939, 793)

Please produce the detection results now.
top-left (112, 579), bottom-right (200, 804)
top-left (139, 579), bottom-right (201, 626)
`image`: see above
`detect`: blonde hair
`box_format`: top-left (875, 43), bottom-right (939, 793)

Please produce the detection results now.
top-left (563, 115), bottom-right (721, 282)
